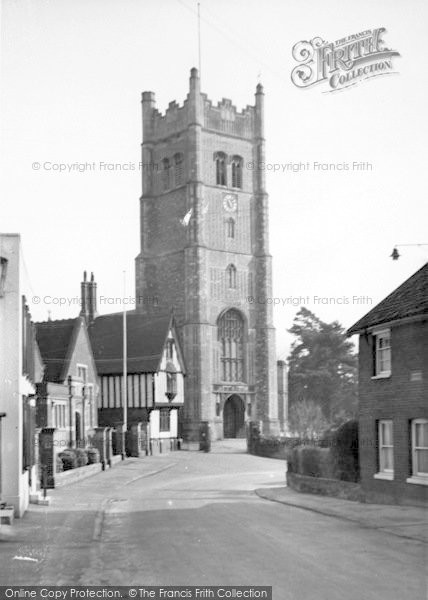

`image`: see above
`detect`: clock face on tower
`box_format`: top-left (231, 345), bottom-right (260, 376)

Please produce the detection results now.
top-left (223, 193), bottom-right (238, 212)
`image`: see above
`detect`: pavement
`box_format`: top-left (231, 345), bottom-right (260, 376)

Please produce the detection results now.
top-left (256, 485), bottom-right (428, 544)
top-left (0, 441), bottom-right (426, 599)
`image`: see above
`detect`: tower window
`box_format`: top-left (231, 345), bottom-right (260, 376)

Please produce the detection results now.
top-left (231, 156), bottom-right (243, 188)
top-left (214, 152), bottom-right (227, 186)
top-left (226, 264), bottom-right (237, 289)
top-left (174, 153), bottom-right (184, 186)
top-left (162, 158), bottom-right (170, 191)
top-left (218, 309), bottom-right (244, 382)
top-left (227, 218), bottom-right (235, 239)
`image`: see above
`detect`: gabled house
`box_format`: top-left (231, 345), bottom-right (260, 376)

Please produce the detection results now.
top-left (0, 234), bottom-right (44, 517)
top-left (348, 263), bottom-right (428, 506)
top-left (88, 312), bottom-right (186, 446)
top-left (35, 316), bottom-right (99, 452)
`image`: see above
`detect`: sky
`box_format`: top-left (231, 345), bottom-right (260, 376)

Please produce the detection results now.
top-left (1, 0), bottom-right (427, 361)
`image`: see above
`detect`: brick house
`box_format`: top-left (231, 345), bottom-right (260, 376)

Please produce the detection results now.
top-left (348, 263), bottom-right (428, 506)
top-left (35, 315), bottom-right (99, 454)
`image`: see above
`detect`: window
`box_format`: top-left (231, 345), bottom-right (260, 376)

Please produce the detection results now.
top-left (162, 158), bottom-right (170, 190)
top-left (77, 365), bottom-right (88, 383)
top-left (227, 218), bottom-right (235, 239)
top-left (231, 156), bottom-right (243, 188)
top-left (373, 330), bottom-right (391, 377)
top-left (174, 153), bottom-right (183, 186)
top-left (226, 264), bottom-right (237, 289)
top-left (166, 362), bottom-right (177, 400)
top-left (159, 408), bottom-right (170, 432)
top-left (166, 339), bottom-right (174, 360)
top-left (218, 309), bottom-right (245, 382)
top-left (408, 419), bottom-right (428, 484)
top-left (214, 152), bottom-right (227, 186)
top-left (375, 420), bottom-right (393, 479)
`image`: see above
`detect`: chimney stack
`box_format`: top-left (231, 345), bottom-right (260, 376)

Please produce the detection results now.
top-left (80, 270), bottom-right (97, 324)
top-left (88, 272), bottom-right (98, 323)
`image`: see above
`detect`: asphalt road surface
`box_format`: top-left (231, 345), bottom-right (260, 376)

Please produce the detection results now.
top-left (0, 441), bottom-right (425, 600)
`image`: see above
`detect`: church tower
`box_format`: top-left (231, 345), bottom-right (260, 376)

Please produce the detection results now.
top-left (135, 68), bottom-right (279, 440)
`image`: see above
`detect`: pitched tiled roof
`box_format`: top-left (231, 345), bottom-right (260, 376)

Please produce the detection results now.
top-left (348, 262), bottom-right (428, 335)
top-left (88, 312), bottom-right (172, 375)
top-left (35, 318), bottom-right (78, 382)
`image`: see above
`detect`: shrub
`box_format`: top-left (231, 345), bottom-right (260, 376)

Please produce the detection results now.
top-left (75, 448), bottom-right (88, 467)
top-left (87, 447), bottom-right (100, 464)
top-left (329, 419), bottom-right (359, 482)
top-left (56, 454), bottom-right (63, 473)
top-left (59, 449), bottom-right (77, 471)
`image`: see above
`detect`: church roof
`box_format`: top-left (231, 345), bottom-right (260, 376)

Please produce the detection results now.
top-left (348, 262), bottom-right (428, 335)
top-left (88, 312), bottom-right (178, 375)
top-left (35, 318), bottom-right (81, 382)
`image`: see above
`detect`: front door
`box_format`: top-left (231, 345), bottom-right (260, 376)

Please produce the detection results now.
top-left (223, 395), bottom-right (245, 438)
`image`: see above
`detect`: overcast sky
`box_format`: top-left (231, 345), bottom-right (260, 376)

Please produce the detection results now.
top-left (1, 0), bottom-right (427, 360)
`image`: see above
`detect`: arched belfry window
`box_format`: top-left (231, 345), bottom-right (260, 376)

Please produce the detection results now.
top-left (162, 158), bottom-right (170, 191)
top-left (227, 218), bottom-right (235, 239)
top-left (174, 153), bottom-right (183, 186)
top-left (218, 309), bottom-right (245, 382)
top-left (231, 156), bottom-right (243, 188)
top-left (226, 264), bottom-right (237, 289)
top-left (214, 152), bottom-right (227, 186)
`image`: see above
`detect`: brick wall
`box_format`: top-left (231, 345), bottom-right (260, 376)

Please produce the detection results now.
top-left (358, 319), bottom-right (428, 506)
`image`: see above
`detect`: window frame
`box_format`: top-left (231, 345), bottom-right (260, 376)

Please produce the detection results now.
top-left (161, 157), bottom-right (171, 191)
top-left (372, 329), bottom-right (391, 378)
top-left (159, 408), bottom-right (170, 432)
top-left (214, 152), bottom-right (227, 186)
top-left (173, 153), bottom-right (183, 187)
top-left (231, 155), bottom-right (243, 189)
top-left (226, 264), bottom-right (237, 289)
top-left (218, 309), bottom-right (245, 383)
top-left (374, 419), bottom-right (394, 480)
top-left (227, 217), bottom-right (235, 239)
top-left (407, 418), bottom-right (428, 486)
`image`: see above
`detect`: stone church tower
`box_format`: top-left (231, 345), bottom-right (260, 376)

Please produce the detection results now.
top-left (135, 68), bottom-right (280, 440)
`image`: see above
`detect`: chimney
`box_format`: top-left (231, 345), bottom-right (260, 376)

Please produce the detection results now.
top-left (80, 270), bottom-right (89, 321)
top-left (88, 272), bottom-right (98, 323)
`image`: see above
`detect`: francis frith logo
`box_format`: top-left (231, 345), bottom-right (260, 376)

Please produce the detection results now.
top-left (291, 28), bottom-right (400, 92)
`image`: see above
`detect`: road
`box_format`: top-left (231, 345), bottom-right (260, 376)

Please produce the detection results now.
top-left (0, 441), bottom-right (425, 600)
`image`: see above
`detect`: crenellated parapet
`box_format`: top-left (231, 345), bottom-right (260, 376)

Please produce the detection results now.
top-left (142, 68), bottom-right (260, 143)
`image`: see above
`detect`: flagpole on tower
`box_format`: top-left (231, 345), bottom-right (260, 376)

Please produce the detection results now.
top-left (197, 1), bottom-right (202, 81)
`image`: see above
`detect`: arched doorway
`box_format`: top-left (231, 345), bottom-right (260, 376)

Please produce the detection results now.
top-left (223, 395), bottom-right (245, 438)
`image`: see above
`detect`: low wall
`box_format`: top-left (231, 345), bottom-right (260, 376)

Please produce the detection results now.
top-left (287, 472), bottom-right (363, 502)
top-left (55, 463), bottom-right (103, 488)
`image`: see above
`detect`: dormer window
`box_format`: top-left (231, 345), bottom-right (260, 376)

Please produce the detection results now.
top-left (174, 153), bottom-right (183, 187)
top-left (231, 156), bottom-right (243, 188)
top-left (227, 218), bottom-right (235, 239)
top-left (166, 339), bottom-right (174, 360)
top-left (227, 264), bottom-right (237, 289)
top-left (166, 361), bottom-right (177, 400)
top-left (162, 158), bottom-right (170, 191)
top-left (214, 152), bottom-right (227, 186)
